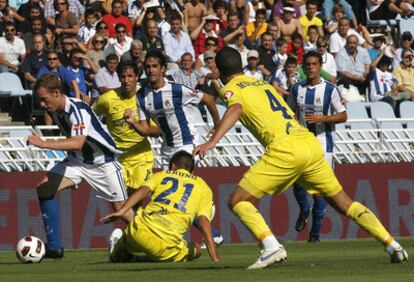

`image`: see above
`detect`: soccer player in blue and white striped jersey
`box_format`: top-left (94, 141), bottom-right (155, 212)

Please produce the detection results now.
top-left (27, 74), bottom-right (134, 259)
top-left (124, 50), bottom-right (223, 246)
top-left (124, 50), bottom-right (221, 169)
top-left (288, 51), bottom-right (347, 242)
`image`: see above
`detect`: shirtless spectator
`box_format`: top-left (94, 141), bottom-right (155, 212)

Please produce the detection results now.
top-left (276, 5), bottom-right (303, 42)
top-left (272, 0), bottom-right (303, 23)
top-left (184, 0), bottom-right (207, 32)
top-left (329, 17), bottom-right (367, 56)
top-left (245, 9), bottom-right (268, 44)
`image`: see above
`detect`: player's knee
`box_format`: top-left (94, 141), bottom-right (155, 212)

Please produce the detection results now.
top-left (36, 177), bottom-right (56, 198)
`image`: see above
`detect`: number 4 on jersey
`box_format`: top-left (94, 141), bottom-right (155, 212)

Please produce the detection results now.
top-left (265, 90), bottom-right (292, 119)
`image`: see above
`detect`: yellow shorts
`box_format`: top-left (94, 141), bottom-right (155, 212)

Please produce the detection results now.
top-left (119, 211), bottom-right (195, 262)
top-left (120, 150), bottom-right (154, 190)
top-left (239, 133), bottom-right (342, 198)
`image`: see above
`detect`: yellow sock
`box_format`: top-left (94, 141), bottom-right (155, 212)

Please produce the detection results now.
top-left (232, 201), bottom-right (273, 241)
top-left (346, 202), bottom-right (392, 246)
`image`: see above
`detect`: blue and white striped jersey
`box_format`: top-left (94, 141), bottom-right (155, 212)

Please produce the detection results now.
top-left (137, 78), bottom-right (204, 147)
top-left (290, 79), bottom-right (346, 153)
top-left (51, 96), bottom-right (123, 164)
top-left (369, 68), bottom-right (398, 102)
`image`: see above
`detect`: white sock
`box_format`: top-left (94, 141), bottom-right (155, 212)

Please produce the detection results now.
top-left (386, 240), bottom-right (402, 254)
top-left (262, 235), bottom-right (282, 252)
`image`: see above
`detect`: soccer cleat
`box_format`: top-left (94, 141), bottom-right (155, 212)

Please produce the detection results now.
top-left (308, 235), bottom-right (320, 243)
top-left (108, 228), bottom-right (123, 262)
top-left (201, 235), bottom-right (225, 249)
top-left (214, 235), bottom-right (224, 246)
top-left (44, 245), bottom-right (64, 259)
top-left (295, 210), bottom-right (311, 232)
top-left (247, 247), bottom-right (287, 270)
top-left (390, 247), bottom-right (408, 263)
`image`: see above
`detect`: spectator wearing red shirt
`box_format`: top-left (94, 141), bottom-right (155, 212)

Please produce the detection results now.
top-left (286, 32), bottom-right (304, 65)
top-left (191, 15), bottom-right (223, 59)
top-left (102, 0), bottom-right (132, 38)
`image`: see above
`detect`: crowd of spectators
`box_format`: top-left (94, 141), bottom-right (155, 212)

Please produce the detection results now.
top-left (1, 0), bottom-right (414, 123)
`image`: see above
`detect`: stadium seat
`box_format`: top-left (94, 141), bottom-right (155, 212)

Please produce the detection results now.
top-left (345, 102), bottom-right (388, 162)
top-left (371, 102), bottom-right (413, 161)
top-left (365, 7), bottom-right (399, 27)
top-left (399, 101), bottom-right (414, 142)
top-left (0, 73), bottom-right (32, 97)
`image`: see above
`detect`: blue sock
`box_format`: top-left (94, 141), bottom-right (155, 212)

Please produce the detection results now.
top-left (39, 196), bottom-right (62, 250)
top-left (293, 184), bottom-right (311, 213)
top-left (193, 218), bottom-right (222, 238)
top-left (310, 196), bottom-right (326, 237)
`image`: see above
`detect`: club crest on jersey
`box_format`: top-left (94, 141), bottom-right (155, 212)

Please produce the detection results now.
top-left (165, 100), bottom-right (171, 107)
top-left (224, 91), bottom-right (233, 100)
top-left (192, 89), bottom-right (199, 95)
top-left (316, 97), bottom-right (321, 105)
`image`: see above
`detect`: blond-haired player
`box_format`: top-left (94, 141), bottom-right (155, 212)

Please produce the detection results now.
top-left (93, 63), bottom-right (158, 193)
top-left (100, 151), bottom-right (220, 262)
top-left (194, 47), bottom-right (408, 269)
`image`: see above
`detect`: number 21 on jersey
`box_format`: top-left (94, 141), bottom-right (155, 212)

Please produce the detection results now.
top-left (154, 177), bottom-right (194, 213)
top-left (265, 90), bottom-right (292, 119)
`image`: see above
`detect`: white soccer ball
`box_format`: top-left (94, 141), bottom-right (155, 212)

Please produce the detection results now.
top-left (16, 236), bottom-right (46, 263)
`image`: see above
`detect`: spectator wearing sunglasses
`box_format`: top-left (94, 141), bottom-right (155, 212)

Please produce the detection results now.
top-left (105, 23), bottom-right (133, 58)
top-left (0, 22), bottom-right (26, 73)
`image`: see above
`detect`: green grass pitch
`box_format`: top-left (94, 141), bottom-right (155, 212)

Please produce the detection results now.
top-left (1, 238), bottom-right (413, 282)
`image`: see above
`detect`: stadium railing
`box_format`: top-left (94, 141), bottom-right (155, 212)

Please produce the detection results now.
top-left (0, 113), bottom-right (413, 171)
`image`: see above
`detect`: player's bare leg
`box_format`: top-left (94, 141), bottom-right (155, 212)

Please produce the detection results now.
top-left (325, 190), bottom-right (408, 263)
top-left (36, 173), bottom-right (76, 259)
top-left (228, 186), bottom-right (287, 269)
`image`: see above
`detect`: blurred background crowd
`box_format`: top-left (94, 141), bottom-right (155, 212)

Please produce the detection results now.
top-left (1, 0), bottom-right (414, 124)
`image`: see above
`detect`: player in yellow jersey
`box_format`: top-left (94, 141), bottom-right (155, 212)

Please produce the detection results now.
top-left (93, 62), bottom-right (160, 193)
top-left (100, 151), bottom-right (220, 262)
top-left (194, 47), bottom-right (408, 269)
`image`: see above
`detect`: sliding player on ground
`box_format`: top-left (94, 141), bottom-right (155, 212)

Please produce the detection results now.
top-left (101, 151), bottom-right (220, 263)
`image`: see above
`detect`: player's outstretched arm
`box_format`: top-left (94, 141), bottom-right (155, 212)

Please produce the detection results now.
top-left (27, 134), bottom-right (87, 151)
top-left (100, 186), bottom-right (151, 223)
top-left (201, 94), bottom-right (221, 129)
top-left (193, 104), bottom-right (243, 159)
top-left (197, 216), bottom-right (220, 261)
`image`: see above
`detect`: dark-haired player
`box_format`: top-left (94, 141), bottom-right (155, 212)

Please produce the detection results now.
top-left (101, 151), bottom-right (220, 262)
top-left (194, 47), bottom-right (408, 269)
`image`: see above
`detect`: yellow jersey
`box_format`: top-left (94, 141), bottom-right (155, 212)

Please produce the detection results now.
top-left (219, 75), bottom-right (308, 147)
top-left (138, 169), bottom-right (213, 242)
top-left (298, 15), bottom-right (322, 41)
top-left (93, 89), bottom-right (152, 160)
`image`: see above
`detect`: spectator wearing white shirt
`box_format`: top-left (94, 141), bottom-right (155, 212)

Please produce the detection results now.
top-left (229, 33), bottom-right (249, 68)
top-left (329, 17), bottom-right (367, 56)
top-left (94, 54), bottom-right (121, 96)
top-left (317, 36), bottom-right (336, 78)
top-left (105, 23), bottom-right (133, 58)
top-left (0, 22), bottom-right (26, 73)
top-left (162, 13), bottom-right (194, 69)
top-left (243, 50), bottom-right (264, 80)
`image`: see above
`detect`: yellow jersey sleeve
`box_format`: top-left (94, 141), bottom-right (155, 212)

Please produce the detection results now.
top-left (195, 179), bottom-right (213, 220)
top-left (219, 75), bottom-right (306, 147)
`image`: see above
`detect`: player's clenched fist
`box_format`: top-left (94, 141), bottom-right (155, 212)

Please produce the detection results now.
top-left (123, 108), bottom-right (136, 124)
